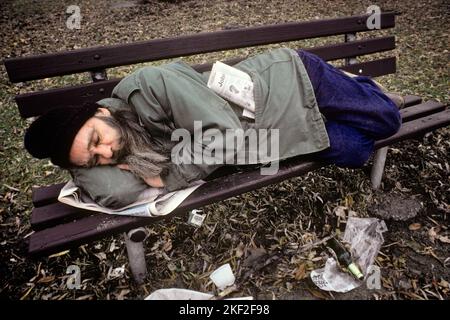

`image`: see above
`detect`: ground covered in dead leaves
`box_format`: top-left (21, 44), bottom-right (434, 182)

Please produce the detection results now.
top-left (0, 0), bottom-right (448, 300)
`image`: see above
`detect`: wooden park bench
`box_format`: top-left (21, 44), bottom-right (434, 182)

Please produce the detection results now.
top-left (4, 11), bottom-right (449, 283)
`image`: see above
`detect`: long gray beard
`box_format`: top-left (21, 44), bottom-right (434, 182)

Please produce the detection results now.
top-left (98, 108), bottom-right (172, 179)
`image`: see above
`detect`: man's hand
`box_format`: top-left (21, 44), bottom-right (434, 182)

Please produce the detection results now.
top-left (142, 176), bottom-right (165, 188)
top-left (117, 164), bottom-right (165, 188)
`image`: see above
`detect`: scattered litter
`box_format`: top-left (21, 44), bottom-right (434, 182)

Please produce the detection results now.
top-left (187, 209), bottom-right (206, 227)
top-left (144, 263), bottom-right (253, 300)
top-left (145, 288), bottom-right (213, 300)
top-left (209, 263), bottom-right (235, 290)
top-left (107, 264), bottom-right (126, 280)
top-left (144, 288), bottom-right (253, 300)
top-left (311, 217), bottom-right (387, 293)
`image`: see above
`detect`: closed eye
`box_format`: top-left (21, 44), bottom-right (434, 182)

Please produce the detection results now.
top-left (86, 134), bottom-right (100, 167)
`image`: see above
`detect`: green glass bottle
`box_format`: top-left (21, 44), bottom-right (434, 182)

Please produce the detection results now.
top-left (327, 237), bottom-right (364, 280)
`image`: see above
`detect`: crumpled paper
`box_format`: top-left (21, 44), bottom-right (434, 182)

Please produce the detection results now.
top-left (144, 288), bottom-right (253, 300)
top-left (311, 217), bottom-right (387, 293)
top-left (144, 264), bottom-right (253, 300)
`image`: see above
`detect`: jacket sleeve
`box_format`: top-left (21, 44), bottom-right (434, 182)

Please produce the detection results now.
top-left (129, 67), bottom-right (244, 192)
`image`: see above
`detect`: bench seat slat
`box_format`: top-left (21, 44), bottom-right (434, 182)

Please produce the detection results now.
top-left (374, 108), bottom-right (449, 148)
top-left (28, 161), bottom-right (323, 257)
top-left (32, 183), bottom-right (67, 207)
top-left (28, 107), bottom-right (449, 256)
top-left (5, 13), bottom-right (395, 83)
top-left (30, 203), bottom-right (93, 231)
top-left (17, 57), bottom-right (397, 118)
top-left (403, 95), bottom-right (422, 108)
top-left (401, 100), bottom-right (445, 122)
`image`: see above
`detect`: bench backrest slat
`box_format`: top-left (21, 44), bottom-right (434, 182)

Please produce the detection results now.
top-left (17, 58), bottom-right (396, 118)
top-left (4, 12), bottom-right (395, 83)
top-left (341, 56), bottom-right (396, 77)
top-left (16, 37), bottom-right (396, 118)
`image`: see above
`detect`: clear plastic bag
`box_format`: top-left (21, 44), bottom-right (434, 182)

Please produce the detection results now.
top-left (311, 217), bottom-right (387, 292)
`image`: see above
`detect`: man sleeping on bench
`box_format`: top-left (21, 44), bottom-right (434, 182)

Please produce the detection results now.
top-left (24, 48), bottom-right (403, 209)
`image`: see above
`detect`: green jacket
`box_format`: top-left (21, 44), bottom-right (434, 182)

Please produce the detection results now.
top-left (110, 48), bottom-right (329, 191)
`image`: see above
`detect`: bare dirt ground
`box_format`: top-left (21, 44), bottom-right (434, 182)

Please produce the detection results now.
top-left (0, 0), bottom-right (448, 300)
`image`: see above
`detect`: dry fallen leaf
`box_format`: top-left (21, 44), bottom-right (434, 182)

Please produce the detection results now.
top-left (334, 206), bottom-right (347, 218)
top-left (116, 289), bottom-right (130, 300)
top-left (438, 279), bottom-right (449, 288)
top-left (235, 242), bottom-right (246, 258)
top-left (94, 252), bottom-right (107, 260)
top-left (307, 288), bottom-right (329, 300)
top-left (438, 235), bottom-right (450, 244)
top-left (428, 226), bottom-right (439, 242)
top-left (48, 250), bottom-right (70, 258)
top-left (294, 263), bottom-right (307, 280)
top-left (76, 294), bottom-right (94, 300)
top-left (109, 240), bottom-right (118, 252)
top-left (162, 238), bottom-right (172, 252)
top-left (409, 223), bottom-right (422, 231)
top-left (242, 246), bottom-right (267, 266)
top-left (37, 275), bottom-right (55, 284)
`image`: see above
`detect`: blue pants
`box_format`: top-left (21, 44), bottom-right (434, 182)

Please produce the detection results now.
top-left (297, 50), bottom-right (401, 168)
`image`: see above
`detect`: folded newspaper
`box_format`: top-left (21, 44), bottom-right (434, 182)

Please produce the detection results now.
top-left (207, 61), bottom-right (255, 119)
top-left (58, 180), bottom-right (204, 217)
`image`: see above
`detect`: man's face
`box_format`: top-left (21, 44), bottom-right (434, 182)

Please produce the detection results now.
top-left (69, 108), bottom-right (123, 167)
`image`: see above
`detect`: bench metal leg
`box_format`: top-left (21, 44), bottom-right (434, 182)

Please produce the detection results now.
top-left (370, 147), bottom-right (388, 189)
top-left (124, 227), bottom-right (148, 284)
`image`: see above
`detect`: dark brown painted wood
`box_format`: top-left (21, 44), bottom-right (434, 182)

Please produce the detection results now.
top-left (5, 13), bottom-right (395, 82)
top-left (401, 100), bottom-right (446, 122)
top-left (191, 37), bottom-right (396, 73)
top-left (31, 203), bottom-right (94, 231)
top-left (28, 160), bottom-right (323, 257)
top-left (374, 108), bottom-right (450, 149)
top-left (403, 95), bottom-right (422, 108)
top-left (16, 80), bottom-right (118, 118)
top-left (32, 183), bottom-right (67, 207)
top-left (340, 57), bottom-right (396, 77)
top-left (307, 36), bottom-right (395, 61)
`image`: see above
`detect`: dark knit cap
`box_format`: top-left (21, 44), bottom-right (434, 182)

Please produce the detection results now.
top-left (24, 103), bottom-right (99, 168)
